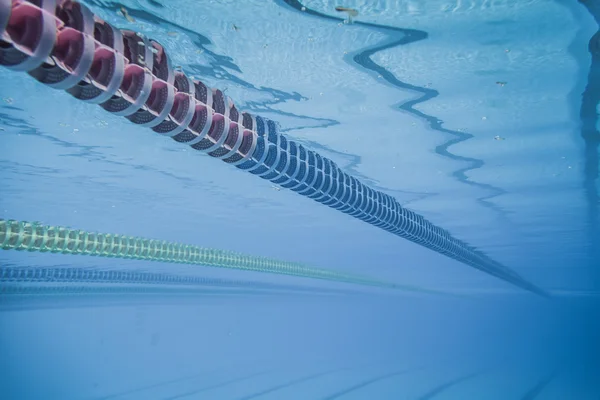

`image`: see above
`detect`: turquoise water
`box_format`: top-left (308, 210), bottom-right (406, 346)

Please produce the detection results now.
top-left (0, 0), bottom-right (599, 398)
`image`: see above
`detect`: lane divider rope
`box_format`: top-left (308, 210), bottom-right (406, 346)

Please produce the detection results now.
top-left (0, 0), bottom-right (547, 297)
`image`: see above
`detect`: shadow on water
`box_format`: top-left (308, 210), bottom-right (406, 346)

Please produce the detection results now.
top-left (415, 370), bottom-right (485, 400)
top-left (321, 368), bottom-right (413, 400)
top-left (93, 369), bottom-right (272, 400)
top-left (237, 367), bottom-right (347, 400)
top-left (518, 371), bottom-right (558, 400)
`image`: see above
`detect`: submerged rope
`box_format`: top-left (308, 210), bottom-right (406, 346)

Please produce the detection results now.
top-left (0, 218), bottom-right (439, 294)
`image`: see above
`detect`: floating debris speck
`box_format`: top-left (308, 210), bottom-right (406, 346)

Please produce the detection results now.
top-left (233, 24), bottom-right (239, 31)
top-left (494, 135), bottom-right (505, 141)
top-left (120, 7), bottom-right (135, 23)
top-left (496, 81), bottom-right (507, 87)
top-left (335, 6), bottom-right (359, 24)
top-left (3, 97), bottom-right (13, 104)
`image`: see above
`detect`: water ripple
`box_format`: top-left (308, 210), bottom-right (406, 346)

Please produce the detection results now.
top-left (83, 1), bottom-right (334, 133)
top-left (277, 0), bottom-right (512, 224)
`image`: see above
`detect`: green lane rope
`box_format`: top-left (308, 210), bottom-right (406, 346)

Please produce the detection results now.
top-left (0, 218), bottom-right (440, 294)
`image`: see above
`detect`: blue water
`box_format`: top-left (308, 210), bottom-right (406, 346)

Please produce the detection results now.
top-left (1, 0), bottom-right (599, 398)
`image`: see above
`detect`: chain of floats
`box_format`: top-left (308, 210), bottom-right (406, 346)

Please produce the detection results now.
top-left (0, 218), bottom-right (439, 293)
top-left (0, 266), bottom-right (354, 297)
top-left (0, 0), bottom-right (546, 297)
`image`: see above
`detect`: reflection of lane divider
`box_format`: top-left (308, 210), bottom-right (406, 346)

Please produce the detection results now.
top-left (0, 266), bottom-right (355, 296)
top-left (0, 219), bottom-right (438, 294)
top-left (0, 0), bottom-right (547, 297)
top-left (0, 284), bottom-right (288, 296)
top-left (1, 266), bottom-right (326, 289)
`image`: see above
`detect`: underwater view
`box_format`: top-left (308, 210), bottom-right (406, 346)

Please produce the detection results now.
top-left (0, 0), bottom-right (599, 398)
